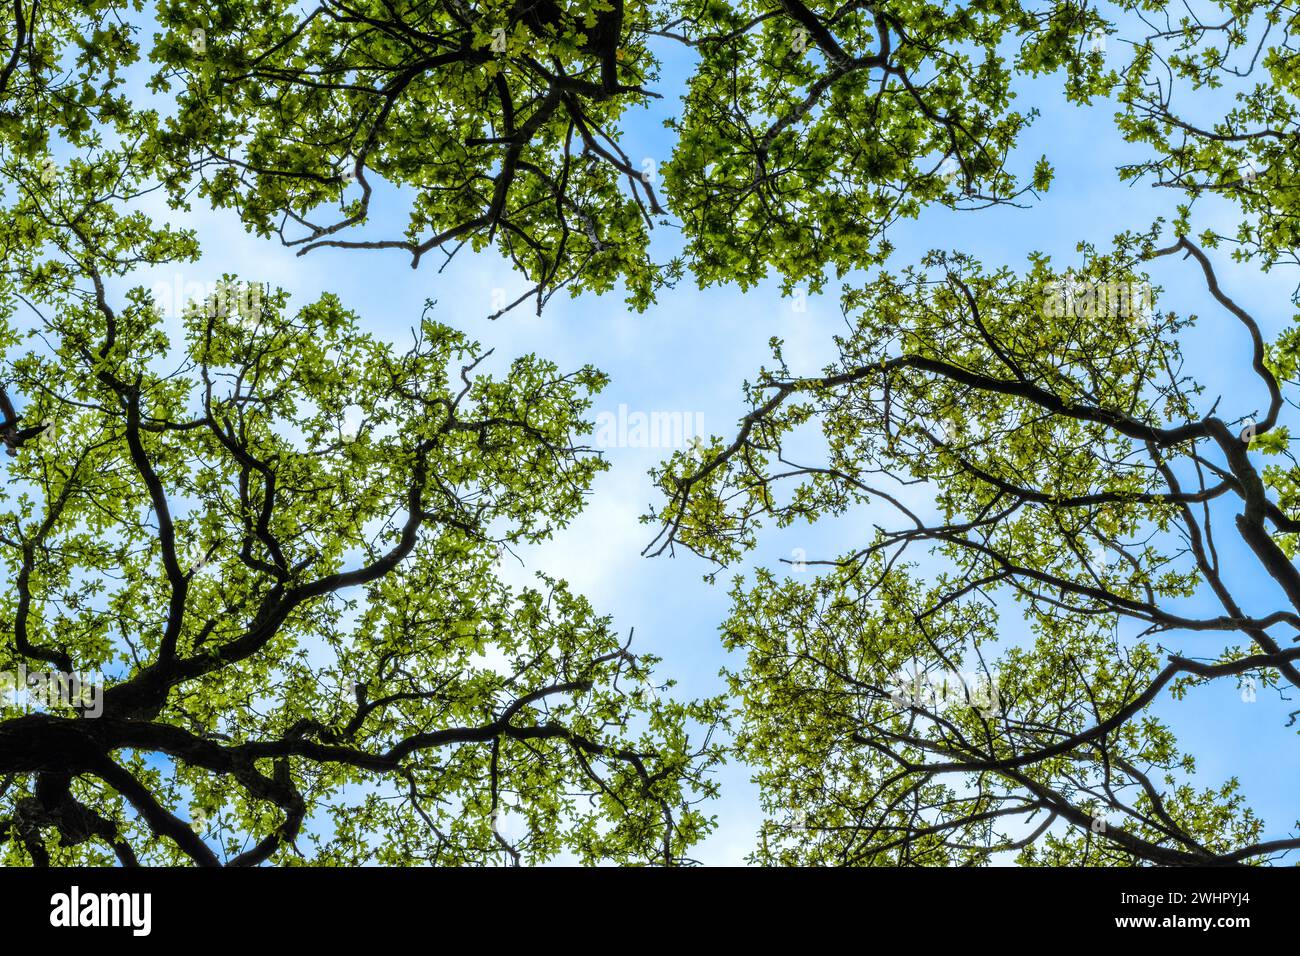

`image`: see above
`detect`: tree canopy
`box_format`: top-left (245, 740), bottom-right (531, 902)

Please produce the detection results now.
top-left (648, 233), bottom-right (1300, 864)
top-left (0, 0), bottom-right (1296, 867)
top-left (145, 0), bottom-right (1106, 312)
top-left (0, 270), bottom-right (724, 864)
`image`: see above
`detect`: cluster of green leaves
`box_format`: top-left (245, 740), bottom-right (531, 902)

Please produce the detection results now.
top-left (147, 0), bottom-right (672, 312)
top-left (727, 563), bottom-right (1266, 865)
top-left (0, 0), bottom-right (199, 297)
top-left (0, 0), bottom-right (729, 867)
top-left (663, 0), bottom-right (1111, 294)
top-left (1115, 0), bottom-right (1300, 283)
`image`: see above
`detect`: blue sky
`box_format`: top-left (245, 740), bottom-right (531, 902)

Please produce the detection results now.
top-left (108, 26), bottom-right (1299, 865)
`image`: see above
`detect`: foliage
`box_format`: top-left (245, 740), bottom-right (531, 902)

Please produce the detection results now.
top-left (648, 238), bottom-right (1300, 864)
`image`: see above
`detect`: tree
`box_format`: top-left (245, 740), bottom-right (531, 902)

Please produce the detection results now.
top-left (144, 0), bottom-right (1107, 313)
top-left (646, 231), bottom-right (1300, 865)
top-left (0, 269), bottom-right (723, 865)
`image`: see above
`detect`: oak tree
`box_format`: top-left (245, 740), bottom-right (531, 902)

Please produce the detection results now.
top-left (0, 269), bottom-right (723, 865)
top-left (647, 233), bottom-right (1300, 864)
